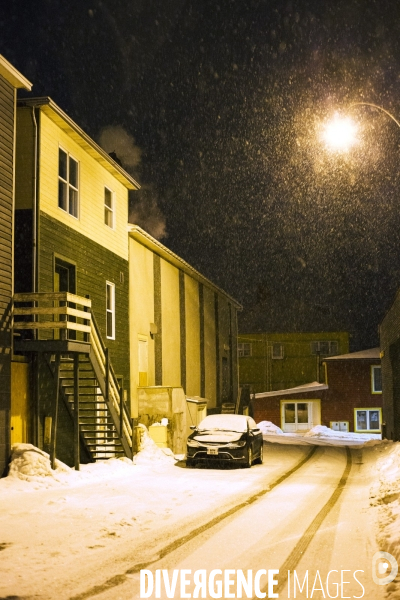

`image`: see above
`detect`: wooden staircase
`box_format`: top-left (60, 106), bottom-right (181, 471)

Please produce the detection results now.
top-left (14, 292), bottom-right (134, 464)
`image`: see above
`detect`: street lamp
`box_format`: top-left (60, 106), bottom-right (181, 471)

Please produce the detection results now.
top-left (321, 102), bottom-right (400, 152)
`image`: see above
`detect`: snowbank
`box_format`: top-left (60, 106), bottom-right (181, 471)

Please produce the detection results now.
top-left (133, 424), bottom-right (177, 466)
top-left (257, 421), bottom-right (283, 435)
top-left (370, 443), bottom-right (400, 597)
top-left (8, 444), bottom-right (71, 483)
top-left (258, 423), bottom-right (382, 447)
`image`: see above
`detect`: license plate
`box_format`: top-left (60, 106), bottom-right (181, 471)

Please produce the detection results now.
top-left (207, 448), bottom-right (218, 455)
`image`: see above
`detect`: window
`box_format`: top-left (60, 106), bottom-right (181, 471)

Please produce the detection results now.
top-left (58, 148), bottom-right (79, 217)
top-left (138, 337), bottom-right (148, 386)
top-left (106, 282), bottom-right (115, 339)
top-left (354, 408), bottom-right (381, 433)
top-left (371, 366), bottom-right (382, 394)
top-left (272, 343), bottom-right (284, 359)
top-left (311, 340), bottom-right (338, 356)
top-left (238, 342), bottom-right (252, 357)
top-left (104, 187), bottom-right (115, 228)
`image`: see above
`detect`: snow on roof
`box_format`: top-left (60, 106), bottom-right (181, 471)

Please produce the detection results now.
top-left (255, 381), bottom-right (328, 399)
top-left (324, 347), bottom-right (380, 361)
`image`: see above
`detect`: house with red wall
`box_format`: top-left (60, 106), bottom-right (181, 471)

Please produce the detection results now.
top-left (252, 348), bottom-right (382, 435)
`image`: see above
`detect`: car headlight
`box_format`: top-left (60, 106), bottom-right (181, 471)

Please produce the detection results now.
top-left (226, 441), bottom-right (246, 448)
top-left (187, 439), bottom-right (201, 447)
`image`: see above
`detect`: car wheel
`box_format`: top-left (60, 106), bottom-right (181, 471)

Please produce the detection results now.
top-left (255, 443), bottom-right (263, 464)
top-left (186, 458), bottom-right (194, 468)
top-left (245, 446), bottom-right (252, 468)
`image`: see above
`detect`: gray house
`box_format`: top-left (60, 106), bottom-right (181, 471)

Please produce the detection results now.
top-left (0, 55), bottom-right (31, 475)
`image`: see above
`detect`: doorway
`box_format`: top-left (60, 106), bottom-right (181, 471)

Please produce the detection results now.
top-left (54, 257), bottom-right (76, 339)
top-left (281, 401), bottom-right (312, 432)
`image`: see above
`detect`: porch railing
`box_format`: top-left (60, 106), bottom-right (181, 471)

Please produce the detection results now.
top-left (13, 292), bottom-right (91, 339)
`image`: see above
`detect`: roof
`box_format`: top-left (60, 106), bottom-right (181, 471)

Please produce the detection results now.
top-left (17, 97), bottom-right (140, 191)
top-left (324, 347), bottom-right (380, 361)
top-left (0, 55), bottom-right (32, 90)
top-left (255, 381), bottom-right (328, 399)
top-left (128, 225), bottom-right (242, 309)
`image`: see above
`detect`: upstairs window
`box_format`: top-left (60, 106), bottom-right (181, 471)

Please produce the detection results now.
top-left (238, 343), bottom-right (252, 357)
top-left (272, 343), bottom-right (284, 359)
top-left (106, 282), bottom-right (115, 339)
top-left (371, 366), bottom-right (382, 393)
top-left (58, 148), bottom-right (79, 218)
top-left (104, 187), bottom-right (115, 228)
top-left (311, 340), bottom-right (338, 356)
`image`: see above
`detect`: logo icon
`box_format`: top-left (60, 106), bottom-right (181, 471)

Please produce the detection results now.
top-left (372, 551), bottom-right (398, 585)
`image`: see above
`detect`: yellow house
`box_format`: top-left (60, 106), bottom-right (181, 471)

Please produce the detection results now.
top-left (238, 331), bottom-right (349, 394)
top-left (128, 225), bottom-right (242, 420)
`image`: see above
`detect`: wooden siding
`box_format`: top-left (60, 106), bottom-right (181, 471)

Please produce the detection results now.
top-left (38, 111), bottom-right (129, 260)
top-left (38, 212), bottom-right (130, 392)
top-left (160, 258), bottom-right (181, 387)
top-left (203, 286), bottom-right (217, 406)
top-left (15, 107), bottom-right (35, 209)
top-left (185, 275), bottom-right (201, 396)
top-left (0, 74), bottom-right (14, 475)
top-left (129, 238), bottom-right (155, 416)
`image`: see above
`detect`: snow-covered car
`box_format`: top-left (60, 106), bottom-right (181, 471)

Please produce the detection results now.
top-left (186, 414), bottom-right (263, 468)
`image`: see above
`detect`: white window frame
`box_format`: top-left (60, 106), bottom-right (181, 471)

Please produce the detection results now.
top-left (104, 186), bottom-right (115, 229)
top-left (238, 342), bottom-right (252, 357)
top-left (106, 281), bottom-right (115, 340)
top-left (371, 365), bottom-right (382, 394)
top-left (354, 408), bottom-right (382, 433)
top-left (271, 343), bottom-right (284, 359)
top-left (58, 146), bottom-right (79, 218)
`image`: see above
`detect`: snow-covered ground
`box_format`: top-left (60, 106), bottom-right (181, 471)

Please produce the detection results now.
top-left (258, 420), bottom-right (382, 447)
top-left (370, 443), bottom-right (400, 598)
top-left (1, 427), bottom-right (399, 599)
top-left (0, 429), bottom-right (309, 599)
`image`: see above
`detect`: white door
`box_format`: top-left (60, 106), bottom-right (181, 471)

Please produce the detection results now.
top-left (282, 402), bottom-right (312, 432)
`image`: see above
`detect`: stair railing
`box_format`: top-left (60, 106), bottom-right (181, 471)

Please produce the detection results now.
top-left (89, 312), bottom-right (133, 450)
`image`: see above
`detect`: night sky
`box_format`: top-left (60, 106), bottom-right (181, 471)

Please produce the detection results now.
top-left (2, 0), bottom-right (400, 350)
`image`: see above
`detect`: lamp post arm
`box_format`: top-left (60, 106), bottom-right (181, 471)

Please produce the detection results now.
top-left (350, 102), bottom-right (400, 130)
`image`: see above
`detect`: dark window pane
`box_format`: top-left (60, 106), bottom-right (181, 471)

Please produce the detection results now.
top-left (106, 311), bottom-right (113, 337)
top-left (69, 157), bottom-right (78, 188)
top-left (58, 180), bottom-right (67, 210)
top-left (297, 403), bottom-right (309, 423)
top-left (357, 411), bottom-right (367, 430)
top-left (69, 188), bottom-right (78, 217)
top-left (59, 149), bottom-right (67, 179)
top-left (369, 411), bottom-right (380, 430)
top-left (373, 367), bottom-right (382, 392)
top-left (105, 188), bottom-right (112, 208)
top-left (285, 404), bottom-right (295, 423)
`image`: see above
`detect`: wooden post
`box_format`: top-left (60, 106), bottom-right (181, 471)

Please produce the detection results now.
top-left (73, 354), bottom-right (80, 471)
top-left (131, 417), bottom-right (136, 458)
top-left (119, 386), bottom-right (124, 442)
top-left (105, 348), bottom-right (109, 403)
top-left (50, 354), bottom-right (61, 470)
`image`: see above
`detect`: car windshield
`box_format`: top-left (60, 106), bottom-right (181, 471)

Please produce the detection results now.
top-left (197, 414), bottom-right (248, 433)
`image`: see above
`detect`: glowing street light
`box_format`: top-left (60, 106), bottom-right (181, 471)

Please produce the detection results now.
top-left (321, 112), bottom-right (358, 152)
top-left (321, 102), bottom-right (400, 153)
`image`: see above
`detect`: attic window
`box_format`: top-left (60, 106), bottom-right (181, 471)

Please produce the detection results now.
top-left (371, 366), bottom-right (382, 394)
top-left (238, 343), bottom-right (252, 357)
top-left (272, 343), bottom-right (284, 359)
top-left (104, 187), bottom-right (115, 228)
top-left (58, 148), bottom-right (79, 218)
top-left (311, 341), bottom-right (338, 356)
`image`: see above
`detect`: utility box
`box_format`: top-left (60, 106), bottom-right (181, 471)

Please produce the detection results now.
top-left (148, 424), bottom-right (168, 448)
top-left (186, 396), bottom-right (208, 438)
top-left (138, 386), bottom-right (187, 454)
top-left (330, 421), bottom-right (349, 432)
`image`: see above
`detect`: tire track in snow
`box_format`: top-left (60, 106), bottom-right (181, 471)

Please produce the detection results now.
top-left (69, 445), bottom-right (317, 600)
top-left (255, 446), bottom-right (353, 598)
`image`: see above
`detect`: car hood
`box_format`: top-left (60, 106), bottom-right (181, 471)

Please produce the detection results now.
top-left (193, 432), bottom-right (244, 443)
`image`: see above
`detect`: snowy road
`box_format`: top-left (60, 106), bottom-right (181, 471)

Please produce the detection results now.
top-left (0, 443), bottom-right (391, 599)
